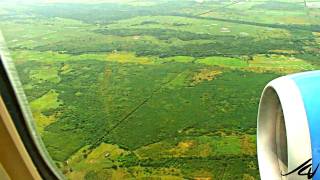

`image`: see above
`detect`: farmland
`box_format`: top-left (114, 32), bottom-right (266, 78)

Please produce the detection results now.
top-left (0, 0), bottom-right (319, 179)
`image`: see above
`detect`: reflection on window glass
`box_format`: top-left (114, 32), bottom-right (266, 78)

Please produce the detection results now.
top-left (0, 0), bottom-right (319, 179)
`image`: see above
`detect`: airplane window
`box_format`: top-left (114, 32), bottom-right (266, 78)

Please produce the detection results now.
top-left (0, 0), bottom-right (319, 179)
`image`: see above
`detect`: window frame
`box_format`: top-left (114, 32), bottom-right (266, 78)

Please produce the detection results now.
top-left (0, 47), bottom-right (63, 180)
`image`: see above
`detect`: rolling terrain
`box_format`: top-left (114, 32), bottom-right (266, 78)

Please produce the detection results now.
top-left (1, 0), bottom-right (319, 179)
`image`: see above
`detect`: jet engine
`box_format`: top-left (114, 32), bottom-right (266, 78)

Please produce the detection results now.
top-left (257, 71), bottom-right (320, 180)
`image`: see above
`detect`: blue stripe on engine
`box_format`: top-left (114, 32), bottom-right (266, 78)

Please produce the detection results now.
top-left (291, 71), bottom-right (320, 180)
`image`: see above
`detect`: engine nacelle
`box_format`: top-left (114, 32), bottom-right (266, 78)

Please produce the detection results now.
top-left (257, 71), bottom-right (320, 180)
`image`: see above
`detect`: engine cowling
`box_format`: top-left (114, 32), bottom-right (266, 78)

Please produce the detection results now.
top-left (257, 71), bottom-right (320, 180)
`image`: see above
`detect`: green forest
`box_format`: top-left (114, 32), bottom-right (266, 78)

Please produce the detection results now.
top-left (0, 0), bottom-right (319, 179)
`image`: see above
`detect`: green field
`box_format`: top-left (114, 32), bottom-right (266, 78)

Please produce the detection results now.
top-left (1, 0), bottom-right (319, 179)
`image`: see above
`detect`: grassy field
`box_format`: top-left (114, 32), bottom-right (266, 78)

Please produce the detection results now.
top-left (1, 0), bottom-right (319, 179)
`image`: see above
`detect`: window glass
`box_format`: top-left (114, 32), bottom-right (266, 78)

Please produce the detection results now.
top-left (0, 0), bottom-right (319, 179)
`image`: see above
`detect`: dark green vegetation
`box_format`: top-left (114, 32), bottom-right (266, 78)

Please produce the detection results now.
top-left (1, 0), bottom-right (319, 179)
